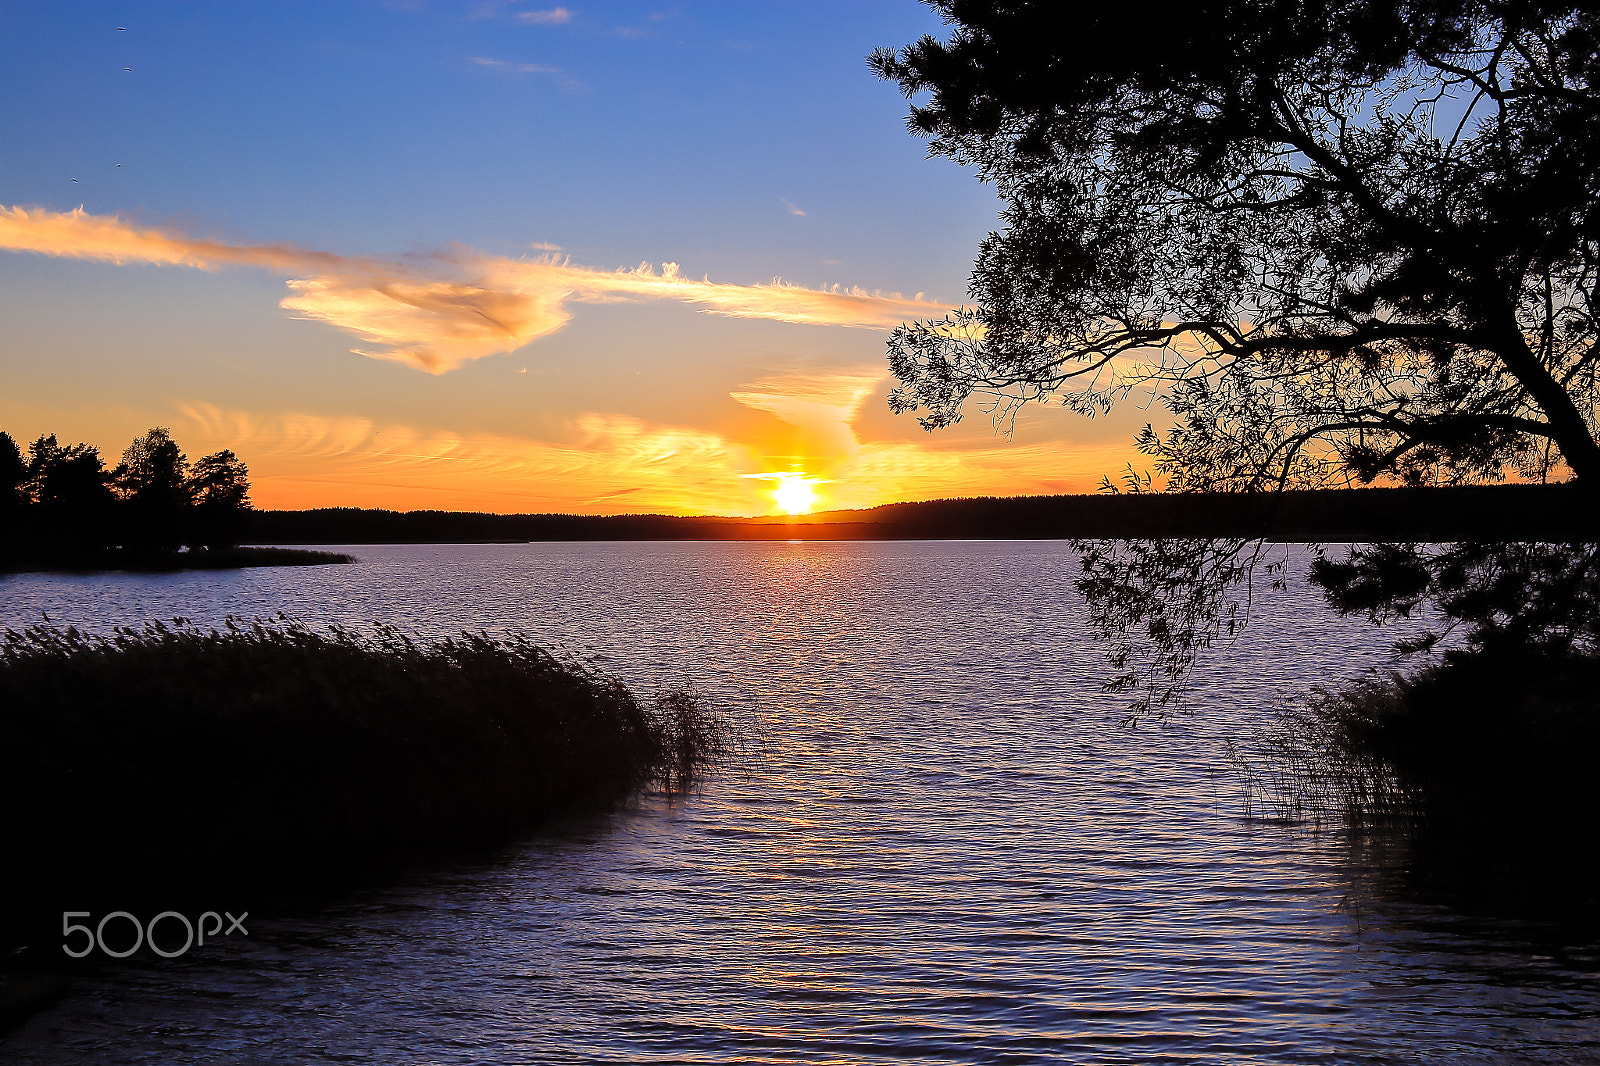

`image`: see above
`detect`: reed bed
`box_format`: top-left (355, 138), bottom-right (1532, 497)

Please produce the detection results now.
top-left (1, 619), bottom-right (730, 937)
top-left (1226, 676), bottom-right (1421, 826)
top-left (1228, 653), bottom-right (1599, 886)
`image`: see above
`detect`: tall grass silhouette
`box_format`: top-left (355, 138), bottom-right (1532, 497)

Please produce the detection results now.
top-left (1, 618), bottom-right (730, 942)
top-left (1232, 655), bottom-right (1597, 826)
top-left (1228, 653), bottom-right (1598, 905)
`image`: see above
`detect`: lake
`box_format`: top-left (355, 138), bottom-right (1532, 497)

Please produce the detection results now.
top-left (3, 541), bottom-right (1596, 1064)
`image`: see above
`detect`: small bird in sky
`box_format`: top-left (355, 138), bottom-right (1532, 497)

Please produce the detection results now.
top-left (116, 27), bottom-right (126, 31)
top-left (71, 178), bottom-right (79, 182)
top-left (116, 163), bottom-right (122, 167)
top-left (123, 67), bottom-right (132, 71)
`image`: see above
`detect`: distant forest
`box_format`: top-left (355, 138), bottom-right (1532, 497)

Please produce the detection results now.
top-left (1, 427), bottom-right (252, 567)
top-left (243, 483), bottom-right (1593, 545)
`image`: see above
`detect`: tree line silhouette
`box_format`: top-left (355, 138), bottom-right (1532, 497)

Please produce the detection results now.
top-left (0, 427), bottom-right (252, 567)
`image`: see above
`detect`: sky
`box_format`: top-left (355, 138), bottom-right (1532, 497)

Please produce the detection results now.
top-left (0, 0), bottom-right (1150, 516)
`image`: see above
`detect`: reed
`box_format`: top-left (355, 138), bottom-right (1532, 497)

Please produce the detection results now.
top-left (0, 619), bottom-right (730, 938)
top-left (1227, 674), bottom-right (1420, 825)
top-left (1230, 652), bottom-right (1599, 877)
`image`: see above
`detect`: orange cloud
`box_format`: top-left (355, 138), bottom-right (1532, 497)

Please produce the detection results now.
top-left (0, 204), bottom-right (356, 273)
top-left (723, 366), bottom-right (1146, 507)
top-left (0, 205), bottom-right (951, 374)
top-left (177, 402), bottom-right (768, 514)
top-left (278, 276), bottom-right (573, 374)
top-left (477, 258), bottom-right (940, 330)
top-left (730, 367), bottom-right (885, 471)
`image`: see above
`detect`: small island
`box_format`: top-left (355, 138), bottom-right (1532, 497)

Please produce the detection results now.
top-left (0, 427), bottom-right (352, 573)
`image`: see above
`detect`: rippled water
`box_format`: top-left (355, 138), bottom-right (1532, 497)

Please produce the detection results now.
top-left (3, 542), bottom-right (1597, 1064)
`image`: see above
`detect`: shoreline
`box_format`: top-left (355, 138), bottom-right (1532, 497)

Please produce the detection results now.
top-left (1, 545), bottom-right (355, 575)
top-left (241, 483), bottom-right (1597, 546)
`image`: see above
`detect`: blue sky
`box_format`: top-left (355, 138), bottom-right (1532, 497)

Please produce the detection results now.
top-left (1, 1), bottom-right (1144, 513)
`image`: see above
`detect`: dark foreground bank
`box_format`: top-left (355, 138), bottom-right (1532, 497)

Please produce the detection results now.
top-left (0, 620), bottom-right (729, 953)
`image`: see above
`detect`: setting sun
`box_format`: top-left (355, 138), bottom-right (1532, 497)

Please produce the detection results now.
top-left (774, 473), bottom-right (822, 515)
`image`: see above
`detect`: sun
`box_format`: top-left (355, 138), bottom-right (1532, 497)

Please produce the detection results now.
top-left (742, 470), bottom-right (827, 515)
top-left (773, 473), bottom-right (819, 515)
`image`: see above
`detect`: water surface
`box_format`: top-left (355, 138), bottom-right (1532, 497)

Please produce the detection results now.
top-left (3, 542), bottom-right (1596, 1064)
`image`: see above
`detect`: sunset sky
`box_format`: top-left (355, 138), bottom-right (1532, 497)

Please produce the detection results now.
top-left (1, 1), bottom-right (1149, 515)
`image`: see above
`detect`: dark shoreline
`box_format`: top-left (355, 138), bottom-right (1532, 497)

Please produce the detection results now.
top-left (1, 545), bottom-right (354, 575)
top-left (241, 483), bottom-right (1595, 545)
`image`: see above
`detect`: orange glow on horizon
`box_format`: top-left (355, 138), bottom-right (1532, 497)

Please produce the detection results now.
top-left (0, 400), bottom-right (1153, 517)
top-left (146, 402), bottom-right (1152, 515)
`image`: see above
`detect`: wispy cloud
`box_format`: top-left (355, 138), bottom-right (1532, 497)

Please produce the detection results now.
top-left (733, 368), bottom-right (884, 411)
top-left (731, 367), bottom-right (884, 473)
top-left (177, 401), bottom-right (767, 514)
top-left (0, 204), bottom-right (354, 273)
top-left (0, 205), bottom-right (951, 374)
top-left (779, 197), bottom-right (806, 217)
top-left (470, 56), bottom-right (562, 75)
top-left (516, 6), bottom-right (571, 25)
top-left (278, 273), bottom-right (572, 373)
top-left (614, 12), bottom-right (669, 38)
top-left (471, 2), bottom-right (572, 25)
